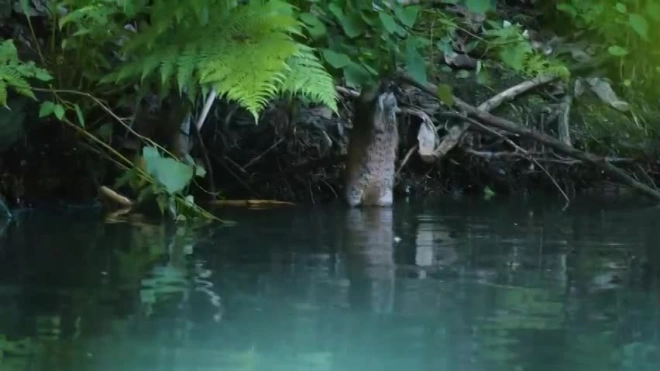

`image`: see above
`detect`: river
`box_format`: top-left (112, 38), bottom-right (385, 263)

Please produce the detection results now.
top-left (0, 196), bottom-right (658, 370)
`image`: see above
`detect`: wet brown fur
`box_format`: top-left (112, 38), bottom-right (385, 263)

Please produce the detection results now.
top-left (344, 83), bottom-right (399, 207)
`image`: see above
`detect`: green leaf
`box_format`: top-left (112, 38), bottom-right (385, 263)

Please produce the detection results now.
top-left (142, 146), bottom-right (194, 195)
top-left (607, 45), bottom-right (629, 56)
top-left (33, 68), bottom-right (53, 82)
top-left (498, 42), bottom-right (532, 72)
top-left (343, 62), bottom-right (373, 88)
top-left (299, 12), bottom-right (318, 25)
top-left (483, 186), bottom-right (495, 200)
top-left (404, 40), bottom-right (427, 85)
top-left (646, 3), bottom-right (660, 22)
top-left (410, 36), bottom-right (432, 48)
top-left (300, 12), bottom-right (327, 39)
top-left (73, 104), bottom-right (85, 127)
top-left (38, 101), bottom-right (55, 118)
top-left (322, 49), bottom-right (353, 69)
top-left (476, 68), bottom-right (491, 85)
top-left (142, 146), bottom-right (161, 174)
top-left (394, 5), bottom-right (421, 28)
top-left (155, 158), bottom-right (193, 194)
top-left (436, 84), bottom-right (454, 107)
top-left (628, 13), bottom-right (649, 40)
top-left (359, 10), bottom-right (378, 27)
top-left (378, 12), bottom-right (398, 34)
top-left (555, 3), bottom-right (576, 17)
top-left (95, 123), bottom-right (113, 142)
top-left (53, 104), bottom-right (65, 121)
top-left (465, 0), bottom-right (493, 14)
top-left (195, 165), bottom-right (207, 178)
top-left (0, 81), bottom-right (6, 107)
top-left (615, 3), bottom-right (627, 13)
top-left (328, 3), bottom-right (364, 38)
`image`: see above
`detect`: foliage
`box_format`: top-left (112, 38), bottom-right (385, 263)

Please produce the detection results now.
top-left (59, 0), bottom-right (338, 119)
top-left (293, 0), bottom-right (429, 88)
top-left (0, 39), bottom-right (53, 106)
top-left (6, 0), bottom-right (655, 215)
top-left (113, 145), bottom-right (208, 220)
top-left (480, 20), bottom-right (570, 79)
top-left (554, 0), bottom-right (660, 91)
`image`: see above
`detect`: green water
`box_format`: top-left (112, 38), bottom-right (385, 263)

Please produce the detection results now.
top-left (0, 197), bottom-right (659, 370)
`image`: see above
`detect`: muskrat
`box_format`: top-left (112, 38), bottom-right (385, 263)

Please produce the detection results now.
top-left (344, 83), bottom-right (400, 207)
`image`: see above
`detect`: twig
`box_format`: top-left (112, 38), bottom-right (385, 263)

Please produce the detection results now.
top-left (439, 109), bottom-right (660, 202)
top-left (394, 108), bottom-right (435, 177)
top-left (210, 153), bottom-right (259, 197)
top-left (395, 73), bottom-right (559, 174)
top-left (195, 88), bottom-right (218, 131)
top-left (558, 92), bottom-right (573, 146)
top-left (463, 116), bottom-right (570, 205)
top-left (224, 156), bottom-right (248, 174)
top-left (192, 119), bottom-right (216, 195)
top-left (464, 150), bottom-right (633, 164)
top-left (31, 88), bottom-right (224, 221)
top-left (399, 73), bottom-right (660, 202)
top-left (336, 86), bottom-right (359, 98)
top-left (243, 138), bottom-right (284, 169)
top-left (98, 185), bottom-right (134, 208)
top-left (425, 73), bottom-right (560, 158)
top-left (396, 145), bottom-right (418, 178)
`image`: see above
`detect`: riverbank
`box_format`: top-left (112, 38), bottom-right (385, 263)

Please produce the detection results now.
top-left (2, 1), bottom-right (660, 214)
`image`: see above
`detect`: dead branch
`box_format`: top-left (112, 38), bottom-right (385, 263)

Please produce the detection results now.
top-left (435, 72), bottom-right (561, 158)
top-left (447, 110), bottom-right (660, 201)
top-left (98, 185), bottom-right (134, 209)
top-left (464, 150), bottom-right (632, 164)
top-left (394, 73), bottom-right (560, 176)
top-left (399, 72), bottom-right (660, 202)
top-left (558, 91), bottom-right (573, 146)
top-left (462, 116), bottom-right (570, 204)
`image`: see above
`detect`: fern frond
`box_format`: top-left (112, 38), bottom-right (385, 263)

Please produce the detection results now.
top-left (0, 40), bottom-right (53, 106)
top-left (109, 2), bottom-right (307, 118)
top-left (59, 4), bottom-right (115, 29)
top-left (0, 80), bottom-right (6, 107)
top-left (64, 0), bottom-right (338, 118)
top-left (278, 45), bottom-right (338, 113)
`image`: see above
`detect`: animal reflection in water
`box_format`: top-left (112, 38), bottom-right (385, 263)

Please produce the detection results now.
top-left (343, 207), bottom-right (396, 314)
top-left (341, 207), bottom-right (462, 314)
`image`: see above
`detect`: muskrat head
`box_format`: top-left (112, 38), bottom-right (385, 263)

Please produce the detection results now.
top-left (375, 91), bottom-right (399, 129)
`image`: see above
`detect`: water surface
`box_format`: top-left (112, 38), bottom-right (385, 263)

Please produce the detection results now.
top-left (0, 197), bottom-right (659, 370)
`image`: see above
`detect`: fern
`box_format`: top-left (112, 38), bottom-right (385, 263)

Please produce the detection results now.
top-left (0, 40), bottom-right (53, 107)
top-left (62, 0), bottom-right (338, 119)
top-left (277, 45), bottom-right (337, 108)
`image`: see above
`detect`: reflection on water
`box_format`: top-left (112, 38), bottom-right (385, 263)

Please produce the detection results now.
top-left (0, 197), bottom-right (659, 370)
